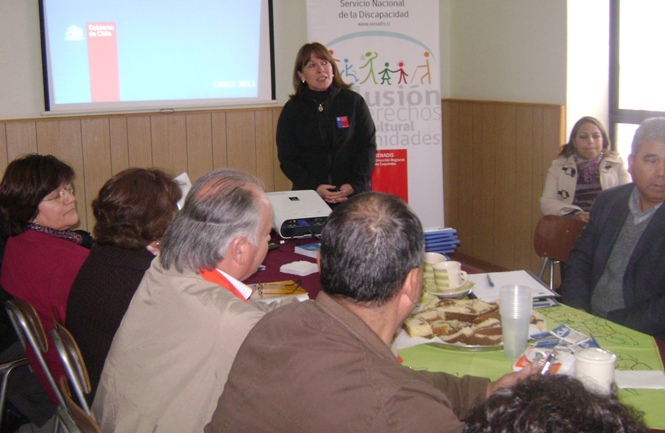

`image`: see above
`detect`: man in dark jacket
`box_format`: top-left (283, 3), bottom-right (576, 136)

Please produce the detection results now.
top-left (562, 117), bottom-right (665, 340)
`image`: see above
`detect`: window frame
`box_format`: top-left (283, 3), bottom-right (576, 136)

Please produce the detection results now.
top-left (609, 0), bottom-right (665, 150)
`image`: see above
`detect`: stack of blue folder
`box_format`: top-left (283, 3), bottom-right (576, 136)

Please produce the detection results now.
top-left (424, 227), bottom-right (460, 258)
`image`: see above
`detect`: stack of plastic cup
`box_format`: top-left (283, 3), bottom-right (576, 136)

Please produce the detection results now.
top-left (499, 284), bottom-right (533, 359)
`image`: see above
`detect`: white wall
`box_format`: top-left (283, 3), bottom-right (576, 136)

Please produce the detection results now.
top-left (449, 0), bottom-right (567, 105)
top-left (0, 1), bottom-right (45, 120)
top-left (566, 0), bottom-right (610, 138)
top-left (0, 0), bottom-right (572, 120)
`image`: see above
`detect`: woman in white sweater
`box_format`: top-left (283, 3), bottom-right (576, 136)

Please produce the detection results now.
top-left (540, 116), bottom-right (631, 221)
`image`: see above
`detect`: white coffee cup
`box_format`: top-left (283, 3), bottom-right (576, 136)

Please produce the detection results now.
top-left (432, 261), bottom-right (467, 292)
top-left (574, 348), bottom-right (617, 394)
top-left (423, 252), bottom-right (447, 289)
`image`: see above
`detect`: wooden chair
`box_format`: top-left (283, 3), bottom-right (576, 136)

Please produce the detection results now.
top-left (4, 299), bottom-right (77, 433)
top-left (59, 376), bottom-right (102, 433)
top-left (50, 317), bottom-right (93, 415)
top-left (533, 215), bottom-right (587, 290)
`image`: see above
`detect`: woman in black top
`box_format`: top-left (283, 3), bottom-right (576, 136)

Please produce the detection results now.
top-left (277, 42), bottom-right (377, 205)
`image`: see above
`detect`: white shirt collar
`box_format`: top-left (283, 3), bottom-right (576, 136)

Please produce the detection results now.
top-left (215, 268), bottom-right (253, 300)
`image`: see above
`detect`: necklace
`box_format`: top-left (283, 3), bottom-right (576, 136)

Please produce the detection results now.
top-left (310, 89), bottom-right (329, 112)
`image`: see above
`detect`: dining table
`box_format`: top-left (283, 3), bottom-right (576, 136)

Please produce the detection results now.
top-left (248, 236), bottom-right (665, 432)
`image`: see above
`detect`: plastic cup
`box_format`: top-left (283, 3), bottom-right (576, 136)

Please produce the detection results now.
top-left (575, 348), bottom-right (617, 394)
top-left (499, 285), bottom-right (532, 359)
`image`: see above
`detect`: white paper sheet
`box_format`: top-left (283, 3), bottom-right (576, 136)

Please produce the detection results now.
top-left (467, 270), bottom-right (559, 303)
top-left (615, 370), bottom-right (665, 389)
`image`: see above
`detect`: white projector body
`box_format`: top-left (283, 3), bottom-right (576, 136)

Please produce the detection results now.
top-left (266, 190), bottom-right (332, 239)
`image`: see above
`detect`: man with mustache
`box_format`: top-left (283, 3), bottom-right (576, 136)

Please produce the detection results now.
top-left (562, 117), bottom-right (665, 340)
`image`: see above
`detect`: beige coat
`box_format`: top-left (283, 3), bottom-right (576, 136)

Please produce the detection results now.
top-left (92, 259), bottom-right (278, 433)
top-left (540, 153), bottom-right (631, 216)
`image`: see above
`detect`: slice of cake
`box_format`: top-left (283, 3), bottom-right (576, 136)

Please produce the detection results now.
top-left (438, 326), bottom-right (473, 344)
top-left (403, 316), bottom-right (433, 338)
top-left (465, 334), bottom-right (502, 346)
top-left (471, 317), bottom-right (502, 336)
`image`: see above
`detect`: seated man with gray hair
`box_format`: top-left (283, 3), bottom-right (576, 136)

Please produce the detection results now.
top-left (205, 192), bottom-right (533, 433)
top-left (563, 117), bottom-right (665, 340)
top-left (92, 168), bottom-right (291, 433)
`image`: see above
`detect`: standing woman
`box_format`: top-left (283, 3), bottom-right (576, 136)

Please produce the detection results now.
top-left (277, 42), bottom-right (377, 205)
top-left (540, 116), bottom-right (631, 221)
top-left (0, 154), bottom-right (92, 414)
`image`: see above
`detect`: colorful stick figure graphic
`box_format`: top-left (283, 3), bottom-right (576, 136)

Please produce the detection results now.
top-left (359, 51), bottom-right (379, 85)
top-left (379, 62), bottom-right (392, 85)
top-left (410, 51), bottom-right (431, 84)
top-left (394, 61), bottom-right (409, 84)
top-left (341, 58), bottom-right (359, 83)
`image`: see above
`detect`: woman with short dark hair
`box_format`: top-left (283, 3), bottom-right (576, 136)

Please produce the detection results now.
top-left (65, 167), bottom-right (181, 403)
top-left (0, 153), bottom-right (92, 423)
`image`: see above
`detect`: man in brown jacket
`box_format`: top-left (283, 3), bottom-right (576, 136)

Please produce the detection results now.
top-left (206, 192), bottom-right (533, 433)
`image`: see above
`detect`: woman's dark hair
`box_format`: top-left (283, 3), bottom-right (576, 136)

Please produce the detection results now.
top-left (464, 374), bottom-right (649, 433)
top-left (92, 168), bottom-right (181, 249)
top-left (0, 154), bottom-right (75, 235)
top-left (559, 116), bottom-right (615, 158)
top-left (290, 42), bottom-right (351, 99)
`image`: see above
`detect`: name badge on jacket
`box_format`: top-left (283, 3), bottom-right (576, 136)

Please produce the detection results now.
top-left (336, 116), bottom-right (350, 129)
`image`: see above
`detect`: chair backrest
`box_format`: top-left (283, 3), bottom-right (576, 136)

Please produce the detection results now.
top-left (4, 298), bottom-right (67, 409)
top-left (59, 376), bottom-right (102, 433)
top-left (50, 315), bottom-right (93, 414)
top-left (534, 215), bottom-right (588, 263)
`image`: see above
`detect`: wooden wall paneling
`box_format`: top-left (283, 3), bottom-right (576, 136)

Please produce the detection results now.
top-left (81, 118), bottom-right (114, 231)
top-left (254, 109), bottom-right (276, 191)
top-left (463, 102), bottom-right (484, 258)
top-left (109, 117), bottom-right (130, 173)
top-left (126, 116), bottom-right (153, 167)
top-left (0, 123), bottom-right (7, 172)
top-left (514, 106), bottom-right (537, 272)
top-left (211, 112), bottom-right (228, 173)
top-left (271, 107), bottom-right (292, 192)
top-left (529, 107), bottom-right (546, 272)
top-left (225, 111), bottom-right (257, 177)
top-left (455, 102), bottom-right (475, 255)
top-left (150, 113), bottom-right (188, 175)
top-left (5, 121), bottom-right (37, 163)
top-left (475, 103), bottom-right (497, 265)
top-left (184, 112), bottom-right (214, 182)
top-left (442, 100), bottom-right (460, 229)
top-left (442, 99), bottom-right (564, 273)
top-left (494, 104), bottom-right (517, 269)
top-left (532, 106), bottom-right (566, 270)
top-left (35, 119), bottom-right (88, 228)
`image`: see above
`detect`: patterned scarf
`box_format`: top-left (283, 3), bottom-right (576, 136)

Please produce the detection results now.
top-left (26, 222), bottom-right (85, 246)
top-left (574, 152), bottom-right (604, 183)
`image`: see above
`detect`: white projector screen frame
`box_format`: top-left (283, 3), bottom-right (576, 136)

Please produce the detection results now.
top-left (39, 0), bottom-right (275, 115)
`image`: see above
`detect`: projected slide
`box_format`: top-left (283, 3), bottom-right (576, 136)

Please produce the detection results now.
top-left (41, 0), bottom-right (270, 111)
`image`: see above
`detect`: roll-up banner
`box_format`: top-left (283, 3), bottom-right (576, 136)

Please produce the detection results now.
top-left (306, 0), bottom-right (443, 227)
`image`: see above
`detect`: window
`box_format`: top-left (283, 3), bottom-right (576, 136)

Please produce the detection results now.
top-left (609, 0), bottom-right (665, 160)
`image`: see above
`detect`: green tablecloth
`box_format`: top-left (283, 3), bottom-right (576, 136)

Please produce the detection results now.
top-left (398, 304), bottom-right (665, 430)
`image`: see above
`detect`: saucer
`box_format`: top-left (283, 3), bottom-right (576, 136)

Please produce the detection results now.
top-left (426, 281), bottom-right (475, 299)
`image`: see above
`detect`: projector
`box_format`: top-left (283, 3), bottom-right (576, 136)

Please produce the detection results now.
top-left (266, 190), bottom-right (332, 239)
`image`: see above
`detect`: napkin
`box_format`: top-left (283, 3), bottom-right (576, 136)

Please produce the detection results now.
top-left (280, 260), bottom-right (318, 277)
top-left (615, 370), bottom-right (665, 389)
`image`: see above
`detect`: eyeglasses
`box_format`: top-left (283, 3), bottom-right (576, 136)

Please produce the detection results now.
top-left (42, 184), bottom-right (74, 203)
